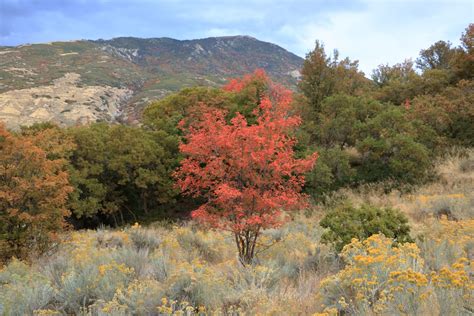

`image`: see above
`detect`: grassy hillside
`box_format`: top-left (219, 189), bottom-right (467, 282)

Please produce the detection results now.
top-left (0, 36), bottom-right (303, 128)
top-left (0, 41), bottom-right (149, 91)
top-left (1, 150), bottom-right (472, 315)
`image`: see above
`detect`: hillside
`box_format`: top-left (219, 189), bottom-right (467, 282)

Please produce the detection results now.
top-left (0, 36), bottom-right (303, 129)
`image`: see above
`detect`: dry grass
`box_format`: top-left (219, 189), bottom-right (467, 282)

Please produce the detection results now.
top-left (325, 149), bottom-right (474, 228)
top-left (0, 150), bottom-right (473, 315)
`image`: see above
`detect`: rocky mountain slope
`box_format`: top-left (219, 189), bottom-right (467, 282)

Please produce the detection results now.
top-left (0, 36), bottom-right (303, 129)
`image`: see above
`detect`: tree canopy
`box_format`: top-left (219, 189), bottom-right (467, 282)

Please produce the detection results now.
top-left (175, 77), bottom-right (317, 264)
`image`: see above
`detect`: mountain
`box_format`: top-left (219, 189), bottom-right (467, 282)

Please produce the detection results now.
top-left (0, 36), bottom-right (303, 129)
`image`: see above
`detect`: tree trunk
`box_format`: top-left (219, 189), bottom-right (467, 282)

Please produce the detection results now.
top-left (235, 228), bottom-right (260, 265)
top-left (141, 191), bottom-right (149, 214)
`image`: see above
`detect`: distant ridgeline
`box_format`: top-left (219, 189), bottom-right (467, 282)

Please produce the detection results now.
top-left (0, 36), bottom-right (303, 129)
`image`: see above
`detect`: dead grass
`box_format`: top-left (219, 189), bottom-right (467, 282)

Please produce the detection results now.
top-left (1, 150), bottom-right (472, 314)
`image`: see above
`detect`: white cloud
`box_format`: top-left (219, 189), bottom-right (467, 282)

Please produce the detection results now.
top-left (273, 0), bottom-right (473, 74)
top-left (2, 0), bottom-right (472, 76)
top-left (204, 28), bottom-right (243, 37)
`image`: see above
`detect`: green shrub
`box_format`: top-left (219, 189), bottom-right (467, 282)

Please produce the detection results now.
top-left (67, 123), bottom-right (178, 222)
top-left (355, 107), bottom-right (433, 185)
top-left (320, 204), bottom-right (412, 252)
top-left (304, 147), bottom-right (355, 197)
top-left (298, 94), bottom-right (435, 189)
top-left (0, 259), bottom-right (56, 315)
top-left (409, 80), bottom-right (474, 147)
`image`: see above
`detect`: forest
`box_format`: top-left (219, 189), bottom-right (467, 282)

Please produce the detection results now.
top-left (0, 24), bottom-right (473, 315)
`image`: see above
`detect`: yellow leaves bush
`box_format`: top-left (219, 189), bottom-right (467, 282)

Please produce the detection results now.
top-left (430, 258), bottom-right (473, 315)
top-left (432, 261), bottom-right (469, 288)
top-left (320, 234), bottom-right (426, 314)
top-left (98, 262), bottom-right (133, 277)
top-left (418, 218), bottom-right (474, 270)
top-left (319, 233), bottom-right (473, 315)
top-left (416, 193), bottom-right (465, 204)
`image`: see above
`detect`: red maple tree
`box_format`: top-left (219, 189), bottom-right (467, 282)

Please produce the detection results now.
top-left (175, 74), bottom-right (317, 264)
top-left (223, 68), bottom-right (268, 93)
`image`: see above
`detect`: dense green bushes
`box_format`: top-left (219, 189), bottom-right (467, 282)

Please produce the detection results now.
top-left (67, 123), bottom-right (177, 222)
top-left (320, 204), bottom-right (412, 251)
top-left (300, 95), bottom-right (434, 194)
top-left (298, 25), bottom-right (473, 196)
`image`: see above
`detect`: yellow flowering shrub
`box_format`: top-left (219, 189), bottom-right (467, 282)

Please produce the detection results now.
top-left (387, 269), bottom-right (430, 315)
top-left (319, 232), bottom-right (474, 315)
top-left (155, 297), bottom-right (200, 315)
top-left (430, 258), bottom-right (473, 315)
top-left (98, 262), bottom-right (133, 276)
top-left (89, 279), bottom-right (166, 314)
top-left (415, 193), bottom-right (466, 204)
top-left (319, 234), bottom-right (429, 315)
top-left (418, 218), bottom-right (474, 270)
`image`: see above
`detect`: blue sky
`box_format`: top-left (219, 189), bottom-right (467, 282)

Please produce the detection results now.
top-left (1, 0), bottom-right (472, 74)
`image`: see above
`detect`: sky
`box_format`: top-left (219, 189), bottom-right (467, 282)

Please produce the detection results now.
top-left (1, 0), bottom-right (472, 74)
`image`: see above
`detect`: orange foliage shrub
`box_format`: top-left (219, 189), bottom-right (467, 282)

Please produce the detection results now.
top-left (0, 124), bottom-right (73, 261)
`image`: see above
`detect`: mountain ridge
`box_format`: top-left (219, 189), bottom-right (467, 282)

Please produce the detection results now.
top-left (0, 35), bottom-right (303, 129)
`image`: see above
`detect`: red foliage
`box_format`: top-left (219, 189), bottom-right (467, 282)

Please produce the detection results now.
top-left (404, 98), bottom-right (411, 110)
top-left (224, 68), bottom-right (268, 92)
top-left (175, 74), bottom-right (317, 263)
